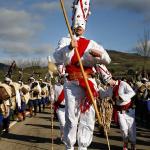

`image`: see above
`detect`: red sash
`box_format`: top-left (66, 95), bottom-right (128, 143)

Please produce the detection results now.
top-left (66, 37), bottom-right (97, 113)
top-left (78, 79), bottom-right (98, 112)
top-left (113, 80), bottom-right (121, 98)
top-left (113, 80), bottom-right (132, 110)
top-left (112, 80), bottom-right (132, 124)
top-left (116, 101), bottom-right (132, 111)
top-left (71, 37), bottom-right (90, 65)
top-left (53, 89), bottom-right (64, 111)
top-left (112, 80), bottom-right (121, 125)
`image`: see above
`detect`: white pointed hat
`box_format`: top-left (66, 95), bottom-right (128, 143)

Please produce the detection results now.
top-left (72, 0), bottom-right (91, 30)
top-left (96, 64), bottom-right (112, 83)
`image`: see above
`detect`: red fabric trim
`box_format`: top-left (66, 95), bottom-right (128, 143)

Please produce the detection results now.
top-left (116, 101), bottom-right (133, 111)
top-left (66, 37), bottom-right (96, 113)
top-left (79, 79), bottom-right (98, 113)
top-left (112, 80), bottom-right (133, 125)
top-left (112, 80), bottom-right (121, 124)
top-left (80, 0), bottom-right (86, 20)
top-left (80, 0), bottom-right (90, 20)
top-left (113, 80), bottom-right (132, 110)
top-left (112, 107), bottom-right (119, 125)
top-left (53, 89), bottom-right (64, 111)
top-left (113, 80), bottom-right (121, 98)
top-left (65, 65), bottom-right (97, 113)
top-left (66, 65), bottom-right (93, 75)
top-left (71, 37), bottom-right (90, 65)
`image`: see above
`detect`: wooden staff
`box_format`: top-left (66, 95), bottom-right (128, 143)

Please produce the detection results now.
top-left (48, 75), bottom-right (54, 150)
top-left (50, 99), bottom-right (54, 150)
top-left (47, 68), bottom-right (54, 149)
top-left (59, 0), bottom-right (110, 150)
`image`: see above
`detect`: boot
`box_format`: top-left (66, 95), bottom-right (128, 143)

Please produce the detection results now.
top-left (22, 112), bottom-right (26, 120)
top-left (17, 113), bottom-right (23, 122)
top-left (123, 142), bottom-right (128, 150)
top-left (29, 108), bottom-right (33, 117)
top-left (5, 128), bottom-right (9, 134)
top-left (131, 144), bottom-right (136, 150)
top-left (0, 124), bottom-right (2, 139)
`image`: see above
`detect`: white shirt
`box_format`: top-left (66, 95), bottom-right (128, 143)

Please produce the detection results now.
top-left (53, 35), bottom-right (111, 66)
top-left (99, 80), bottom-right (135, 106)
top-left (54, 83), bottom-right (65, 105)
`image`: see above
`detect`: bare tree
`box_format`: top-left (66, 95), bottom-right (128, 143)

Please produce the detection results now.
top-left (134, 30), bottom-right (150, 71)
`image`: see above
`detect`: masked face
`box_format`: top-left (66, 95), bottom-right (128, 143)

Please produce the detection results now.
top-left (74, 26), bottom-right (85, 36)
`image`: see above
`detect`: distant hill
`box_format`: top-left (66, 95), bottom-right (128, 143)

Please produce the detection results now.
top-left (107, 50), bottom-right (150, 74)
top-left (0, 50), bottom-right (150, 81)
top-left (108, 50), bottom-right (144, 62)
top-left (0, 63), bottom-right (9, 70)
top-left (0, 63), bottom-right (9, 80)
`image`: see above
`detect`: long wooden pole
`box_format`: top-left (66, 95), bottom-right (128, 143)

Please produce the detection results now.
top-left (59, 0), bottom-right (110, 150)
top-left (50, 100), bottom-right (54, 150)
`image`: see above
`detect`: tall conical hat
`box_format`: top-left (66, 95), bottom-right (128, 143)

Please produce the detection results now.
top-left (72, 0), bottom-right (91, 30)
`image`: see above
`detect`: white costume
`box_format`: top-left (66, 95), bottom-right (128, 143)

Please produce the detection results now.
top-left (54, 36), bottom-right (110, 150)
top-left (54, 0), bottom-right (111, 149)
top-left (54, 36), bottom-right (111, 67)
top-left (98, 65), bottom-right (136, 148)
top-left (54, 83), bottom-right (65, 140)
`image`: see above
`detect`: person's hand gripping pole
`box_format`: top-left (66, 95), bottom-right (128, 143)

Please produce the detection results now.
top-left (59, 0), bottom-right (110, 150)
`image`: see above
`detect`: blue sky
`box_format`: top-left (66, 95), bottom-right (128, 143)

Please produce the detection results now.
top-left (0, 0), bottom-right (150, 65)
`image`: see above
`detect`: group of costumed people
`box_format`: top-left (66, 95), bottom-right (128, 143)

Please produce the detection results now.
top-left (0, 75), bottom-right (52, 139)
top-left (0, 1), bottom-right (150, 150)
top-left (52, 0), bottom-right (139, 150)
top-left (0, 77), bottom-right (30, 135)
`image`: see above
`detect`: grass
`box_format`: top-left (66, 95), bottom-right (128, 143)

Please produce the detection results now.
top-left (0, 50), bottom-right (150, 82)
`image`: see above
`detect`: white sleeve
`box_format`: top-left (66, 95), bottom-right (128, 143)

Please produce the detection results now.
top-left (53, 37), bottom-right (71, 64)
top-left (50, 85), bottom-right (55, 102)
top-left (91, 40), bottom-right (111, 64)
top-left (119, 81), bottom-right (135, 101)
top-left (16, 90), bottom-right (21, 108)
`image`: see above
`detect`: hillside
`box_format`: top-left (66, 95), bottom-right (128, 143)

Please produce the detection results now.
top-left (0, 63), bottom-right (9, 80)
top-left (0, 50), bottom-right (150, 81)
top-left (107, 50), bottom-right (150, 74)
top-left (0, 63), bottom-right (9, 70)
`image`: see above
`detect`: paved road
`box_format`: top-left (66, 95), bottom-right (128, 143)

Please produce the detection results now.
top-left (0, 108), bottom-right (150, 150)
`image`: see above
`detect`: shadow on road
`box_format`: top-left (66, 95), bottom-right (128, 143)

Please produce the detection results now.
top-left (90, 141), bottom-right (121, 150)
top-left (1, 133), bottom-right (50, 143)
top-left (25, 123), bottom-right (60, 130)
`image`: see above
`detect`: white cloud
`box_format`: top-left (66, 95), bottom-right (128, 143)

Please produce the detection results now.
top-left (93, 0), bottom-right (150, 22)
top-left (0, 8), bottom-right (41, 41)
top-left (0, 40), bottom-right (31, 54)
top-left (0, 40), bottom-right (53, 56)
top-left (32, 1), bottom-right (60, 11)
top-left (0, 7), bottom-right (53, 61)
top-left (32, 0), bottom-right (72, 12)
top-left (33, 44), bottom-right (53, 55)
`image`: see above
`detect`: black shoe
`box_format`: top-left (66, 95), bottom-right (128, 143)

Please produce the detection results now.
top-left (5, 129), bottom-right (9, 134)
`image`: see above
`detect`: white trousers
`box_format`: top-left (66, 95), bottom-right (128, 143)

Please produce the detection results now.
top-left (118, 108), bottom-right (136, 144)
top-left (64, 81), bottom-right (95, 150)
top-left (57, 107), bottom-right (65, 137)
